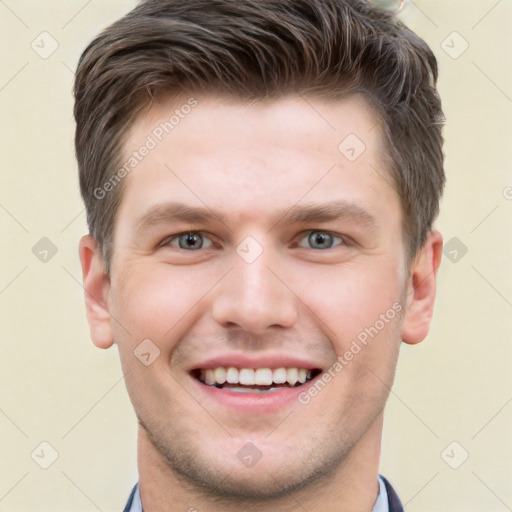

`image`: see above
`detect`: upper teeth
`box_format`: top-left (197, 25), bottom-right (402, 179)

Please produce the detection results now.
top-left (199, 367), bottom-right (313, 386)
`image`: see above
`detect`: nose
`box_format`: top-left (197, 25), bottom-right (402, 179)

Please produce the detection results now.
top-left (211, 250), bottom-right (298, 334)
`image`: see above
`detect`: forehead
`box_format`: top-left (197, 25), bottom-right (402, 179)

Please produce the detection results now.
top-left (117, 93), bottom-right (399, 227)
top-left (125, 93), bottom-right (381, 156)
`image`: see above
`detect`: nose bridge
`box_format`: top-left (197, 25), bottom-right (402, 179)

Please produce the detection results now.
top-left (212, 245), bottom-right (297, 333)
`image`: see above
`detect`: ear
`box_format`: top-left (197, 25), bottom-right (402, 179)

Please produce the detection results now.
top-left (78, 235), bottom-right (114, 349)
top-left (401, 230), bottom-right (443, 345)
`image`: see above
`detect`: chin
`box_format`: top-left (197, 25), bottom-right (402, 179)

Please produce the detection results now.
top-left (139, 415), bottom-right (350, 503)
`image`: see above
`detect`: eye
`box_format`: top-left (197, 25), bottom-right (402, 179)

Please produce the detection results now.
top-left (298, 230), bottom-right (344, 250)
top-left (161, 231), bottom-right (214, 251)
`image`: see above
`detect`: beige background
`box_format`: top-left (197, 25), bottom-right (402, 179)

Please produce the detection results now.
top-left (1, 1), bottom-right (511, 511)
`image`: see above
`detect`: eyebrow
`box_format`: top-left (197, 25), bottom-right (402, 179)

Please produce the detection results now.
top-left (134, 200), bottom-right (378, 235)
top-left (277, 201), bottom-right (378, 231)
top-left (135, 202), bottom-right (225, 232)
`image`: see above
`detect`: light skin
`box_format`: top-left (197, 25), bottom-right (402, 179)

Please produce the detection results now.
top-left (79, 94), bottom-right (442, 511)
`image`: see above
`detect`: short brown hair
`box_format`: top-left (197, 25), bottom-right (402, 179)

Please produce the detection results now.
top-left (74, 0), bottom-right (444, 272)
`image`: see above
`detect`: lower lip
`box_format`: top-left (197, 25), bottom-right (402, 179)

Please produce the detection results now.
top-left (189, 374), bottom-right (319, 413)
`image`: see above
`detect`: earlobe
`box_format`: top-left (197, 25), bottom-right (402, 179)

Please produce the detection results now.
top-left (78, 235), bottom-right (115, 349)
top-left (401, 230), bottom-right (443, 345)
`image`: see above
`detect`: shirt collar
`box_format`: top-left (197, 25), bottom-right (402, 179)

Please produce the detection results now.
top-left (372, 475), bottom-right (390, 512)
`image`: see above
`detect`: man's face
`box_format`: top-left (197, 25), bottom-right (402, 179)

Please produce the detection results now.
top-left (103, 94), bottom-right (411, 498)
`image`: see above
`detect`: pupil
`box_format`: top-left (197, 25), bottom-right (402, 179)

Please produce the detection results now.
top-left (310, 231), bottom-right (332, 249)
top-left (180, 233), bottom-right (202, 249)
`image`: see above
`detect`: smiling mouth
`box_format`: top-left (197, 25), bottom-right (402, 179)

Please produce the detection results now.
top-left (190, 366), bottom-right (322, 393)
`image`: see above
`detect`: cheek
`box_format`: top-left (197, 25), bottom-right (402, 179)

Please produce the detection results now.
top-left (296, 258), bottom-right (405, 346)
top-left (109, 262), bottom-right (217, 346)
top-left (108, 265), bottom-right (211, 416)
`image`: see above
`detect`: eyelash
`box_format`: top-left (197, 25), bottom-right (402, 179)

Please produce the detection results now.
top-left (159, 230), bottom-right (348, 251)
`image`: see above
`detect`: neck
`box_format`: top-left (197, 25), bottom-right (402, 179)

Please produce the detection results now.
top-left (137, 414), bottom-right (383, 512)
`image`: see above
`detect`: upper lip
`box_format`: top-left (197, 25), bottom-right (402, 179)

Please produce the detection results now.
top-left (189, 353), bottom-right (323, 371)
